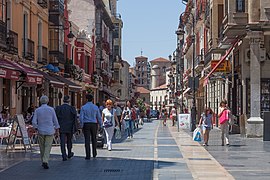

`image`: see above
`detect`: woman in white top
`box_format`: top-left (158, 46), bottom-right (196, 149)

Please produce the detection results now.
top-left (102, 99), bottom-right (119, 151)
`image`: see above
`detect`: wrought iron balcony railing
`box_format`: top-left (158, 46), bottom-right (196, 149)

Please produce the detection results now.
top-left (7, 30), bottom-right (18, 54)
top-left (23, 38), bottom-right (35, 60)
top-left (0, 20), bottom-right (7, 49)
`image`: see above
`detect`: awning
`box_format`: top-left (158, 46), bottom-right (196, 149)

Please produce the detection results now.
top-left (5, 60), bottom-right (43, 84)
top-left (204, 39), bottom-right (240, 86)
top-left (35, 70), bottom-right (65, 88)
top-left (83, 73), bottom-right (92, 84)
top-left (0, 59), bottom-right (21, 80)
top-left (53, 75), bottom-right (82, 92)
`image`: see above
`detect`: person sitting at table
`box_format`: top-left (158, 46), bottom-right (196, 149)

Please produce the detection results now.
top-left (0, 108), bottom-right (10, 127)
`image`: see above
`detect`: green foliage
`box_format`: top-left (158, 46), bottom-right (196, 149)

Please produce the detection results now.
top-left (136, 98), bottom-right (146, 112)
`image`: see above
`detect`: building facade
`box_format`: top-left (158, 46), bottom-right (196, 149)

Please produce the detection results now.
top-left (179, 0), bottom-right (270, 137)
top-left (135, 56), bottom-right (151, 90)
top-left (150, 57), bottom-right (171, 89)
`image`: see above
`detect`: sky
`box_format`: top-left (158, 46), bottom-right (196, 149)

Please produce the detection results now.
top-left (118, 0), bottom-right (185, 66)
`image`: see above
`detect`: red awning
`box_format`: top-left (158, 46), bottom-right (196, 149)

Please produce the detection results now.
top-left (204, 39), bottom-right (240, 85)
top-left (7, 61), bottom-right (43, 84)
top-left (0, 68), bottom-right (20, 80)
top-left (84, 73), bottom-right (92, 84)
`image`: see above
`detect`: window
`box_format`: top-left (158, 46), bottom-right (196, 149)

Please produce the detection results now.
top-left (23, 13), bottom-right (28, 57)
top-left (114, 69), bottom-right (120, 81)
top-left (162, 66), bottom-right (166, 73)
top-left (142, 79), bottom-right (144, 84)
top-left (38, 22), bottom-right (42, 62)
top-left (0, 0), bottom-right (6, 22)
top-left (85, 56), bottom-right (90, 74)
top-left (236, 0), bottom-right (245, 12)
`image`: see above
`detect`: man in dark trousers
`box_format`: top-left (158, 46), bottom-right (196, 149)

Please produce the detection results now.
top-left (80, 94), bottom-right (102, 159)
top-left (55, 95), bottom-right (77, 161)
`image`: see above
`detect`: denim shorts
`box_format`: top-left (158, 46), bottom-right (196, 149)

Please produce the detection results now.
top-left (202, 126), bottom-right (211, 131)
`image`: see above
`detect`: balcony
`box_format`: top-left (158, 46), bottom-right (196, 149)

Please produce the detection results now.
top-left (37, 0), bottom-right (48, 8)
top-left (38, 46), bottom-right (48, 64)
top-left (204, 48), bottom-right (224, 66)
top-left (23, 39), bottom-right (34, 60)
top-left (6, 30), bottom-right (18, 54)
top-left (194, 55), bottom-right (204, 72)
top-left (49, 50), bottom-right (64, 65)
top-left (49, 0), bottom-right (64, 14)
top-left (0, 20), bottom-right (7, 49)
top-left (219, 2), bottom-right (248, 47)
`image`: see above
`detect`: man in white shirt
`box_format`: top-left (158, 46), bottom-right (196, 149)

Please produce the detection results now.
top-left (32, 96), bottom-right (60, 169)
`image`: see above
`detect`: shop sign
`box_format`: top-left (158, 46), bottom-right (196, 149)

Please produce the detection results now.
top-left (0, 68), bottom-right (19, 80)
top-left (26, 76), bottom-right (43, 84)
top-left (211, 60), bottom-right (231, 72)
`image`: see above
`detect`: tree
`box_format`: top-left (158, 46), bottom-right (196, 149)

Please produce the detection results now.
top-left (137, 98), bottom-right (146, 113)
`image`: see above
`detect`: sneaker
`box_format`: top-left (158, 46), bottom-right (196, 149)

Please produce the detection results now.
top-left (226, 143), bottom-right (230, 146)
top-left (127, 136), bottom-right (130, 139)
top-left (202, 143), bottom-right (206, 146)
top-left (131, 135), bottom-right (133, 138)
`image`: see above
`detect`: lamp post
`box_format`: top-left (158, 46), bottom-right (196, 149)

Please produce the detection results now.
top-left (178, 12), bottom-right (196, 132)
top-left (190, 13), bottom-right (196, 132)
top-left (175, 25), bottom-right (185, 114)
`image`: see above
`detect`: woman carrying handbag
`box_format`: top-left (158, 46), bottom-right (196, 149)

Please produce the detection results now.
top-left (218, 100), bottom-right (230, 146)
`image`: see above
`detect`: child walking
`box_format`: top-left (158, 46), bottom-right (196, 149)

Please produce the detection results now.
top-left (198, 107), bottom-right (214, 146)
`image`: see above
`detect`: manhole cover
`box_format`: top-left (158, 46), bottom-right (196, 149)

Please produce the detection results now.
top-left (188, 158), bottom-right (211, 160)
top-left (104, 169), bottom-right (122, 173)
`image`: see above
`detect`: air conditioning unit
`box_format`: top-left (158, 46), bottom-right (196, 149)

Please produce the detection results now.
top-left (244, 48), bottom-right (250, 62)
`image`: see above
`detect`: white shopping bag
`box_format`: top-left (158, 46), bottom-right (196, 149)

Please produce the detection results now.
top-left (115, 126), bottom-right (121, 140)
top-left (193, 127), bottom-right (202, 142)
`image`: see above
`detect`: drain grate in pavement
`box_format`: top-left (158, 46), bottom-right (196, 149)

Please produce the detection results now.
top-left (104, 169), bottom-right (122, 173)
top-left (181, 144), bottom-right (199, 146)
top-left (222, 164), bottom-right (245, 167)
top-left (188, 158), bottom-right (211, 160)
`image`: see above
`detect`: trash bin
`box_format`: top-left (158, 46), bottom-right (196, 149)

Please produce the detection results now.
top-left (263, 112), bottom-right (270, 141)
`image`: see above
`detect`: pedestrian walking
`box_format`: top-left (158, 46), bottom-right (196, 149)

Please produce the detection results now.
top-left (170, 106), bottom-right (177, 126)
top-left (55, 95), bottom-right (77, 161)
top-left (218, 100), bottom-right (230, 146)
top-left (146, 106), bottom-right (151, 122)
top-left (32, 96), bottom-right (60, 169)
top-left (161, 105), bottom-right (168, 126)
top-left (198, 107), bottom-right (214, 146)
top-left (121, 101), bottom-right (133, 139)
top-left (80, 94), bottom-right (102, 159)
top-left (114, 102), bottom-right (122, 131)
top-left (102, 99), bottom-right (119, 151)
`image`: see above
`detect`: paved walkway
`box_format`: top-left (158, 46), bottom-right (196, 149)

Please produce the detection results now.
top-left (0, 119), bottom-right (270, 179)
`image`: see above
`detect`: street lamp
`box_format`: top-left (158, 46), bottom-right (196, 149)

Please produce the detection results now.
top-left (175, 20), bottom-right (185, 114)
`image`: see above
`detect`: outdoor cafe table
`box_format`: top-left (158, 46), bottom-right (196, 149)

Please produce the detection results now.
top-left (0, 127), bottom-right (11, 144)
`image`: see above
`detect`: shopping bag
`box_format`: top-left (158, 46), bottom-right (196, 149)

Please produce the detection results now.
top-left (193, 127), bottom-right (202, 142)
top-left (115, 126), bottom-right (121, 140)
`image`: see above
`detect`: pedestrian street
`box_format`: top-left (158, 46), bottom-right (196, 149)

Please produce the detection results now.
top-left (2, 119), bottom-right (270, 179)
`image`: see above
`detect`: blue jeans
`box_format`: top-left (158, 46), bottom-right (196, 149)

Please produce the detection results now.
top-left (126, 120), bottom-right (133, 137)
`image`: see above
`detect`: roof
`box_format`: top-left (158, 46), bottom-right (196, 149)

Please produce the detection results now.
top-left (135, 55), bottom-right (148, 59)
top-left (136, 86), bottom-right (150, 94)
top-left (150, 57), bottom-right (171, 63)
top-left (151, 84), bottom-right (167, 91)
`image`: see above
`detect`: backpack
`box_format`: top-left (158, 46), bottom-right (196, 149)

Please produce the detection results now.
top-left (131, 109), bottom-right (136, 120)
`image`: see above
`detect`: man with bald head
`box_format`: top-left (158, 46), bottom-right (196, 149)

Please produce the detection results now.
top-left (32, 95), bottom-right (60, 169)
